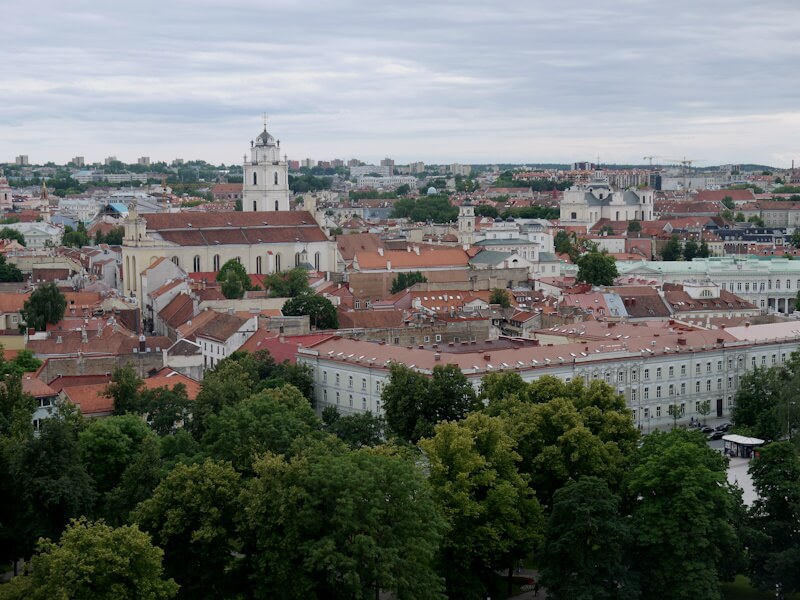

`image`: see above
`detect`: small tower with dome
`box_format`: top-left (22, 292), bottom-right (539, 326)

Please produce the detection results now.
top-left (242, 117), bottom-right (291, 212)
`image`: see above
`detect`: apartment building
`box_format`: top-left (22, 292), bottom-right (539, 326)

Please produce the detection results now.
top-left (297, 321), bottom-right (800, 431)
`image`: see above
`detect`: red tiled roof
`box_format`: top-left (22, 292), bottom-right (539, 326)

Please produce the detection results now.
top-left (22, 375), bottom-right (58, 398)
top-left (158, 293), bottom-right (195, 329)
top-left (63, 384), bottom-right (113, 416)
top-left (194, 313), bottom-right (250, 343)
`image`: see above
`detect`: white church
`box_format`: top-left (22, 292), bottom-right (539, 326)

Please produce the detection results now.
top-left (120, 123), bottom-right (335, 297)
top-left (559, 174), bottom-right (654, 226)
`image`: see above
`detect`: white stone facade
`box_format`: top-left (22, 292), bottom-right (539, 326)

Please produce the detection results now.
top-left (242, 126), bottom-right (290, 212)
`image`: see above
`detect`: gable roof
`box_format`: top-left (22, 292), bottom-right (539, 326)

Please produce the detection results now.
top-left (194, 312), bottom-right (250, 343)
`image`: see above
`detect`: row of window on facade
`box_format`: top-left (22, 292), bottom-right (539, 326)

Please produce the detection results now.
top-left (252, 172), bottom-right (281, 185)
top-left (169, 252), bottom-right (322, 273)
top-left (322, 371), bottom-right (384, 394)
top-left (592, 353), bottom-right (784, 385)
top-left (630, 378), bottom-right (730, 402)
top-left (632, 396), bottom-right (734, 420)
top-left (721, 279), bottom-right (800, 292)
top-left (322, 389), bottom-right (379, 413)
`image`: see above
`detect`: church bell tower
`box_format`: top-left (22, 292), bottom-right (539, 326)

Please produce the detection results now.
top-left (242, 117), bottom-right (291, 212)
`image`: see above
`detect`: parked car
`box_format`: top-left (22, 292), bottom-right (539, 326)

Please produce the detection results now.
top-left (708, 430), bottom-right (724, 441)
top-left (715, 422), bottom-right (732, 432)
top-left (700, 426), bottom-right (714, 434)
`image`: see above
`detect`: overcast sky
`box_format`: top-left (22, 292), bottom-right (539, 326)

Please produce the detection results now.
top-left (4, 0), bottom-right (800, 167)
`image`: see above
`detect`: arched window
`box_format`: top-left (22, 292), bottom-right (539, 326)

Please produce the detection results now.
top-left (213, 254), bottom-right (220, 271)
top-left (253, 200), bottom-right (257, 211)
top-left (171, 256), bottom-right (179, 267)
top-left (193, 255), bottom-right (200, 272)
top-left (314, 251), bottom-right (321, 271)
top-left (235, 256), bottom-right (241, 263)
top-left (275, 200), bottom-right (279, 211)
top-left (253, 172), bottom-right (257, 185)
top-left (275, 254), bottom-right (281, 272)
top-left (256, 256), bottom-right (262, 274)
top-left (295, 252), bottom-right (301, 266)
top-left (131, 257), bottom-right (137, 291)
top-left (274, 172), bottom-right (278, 185)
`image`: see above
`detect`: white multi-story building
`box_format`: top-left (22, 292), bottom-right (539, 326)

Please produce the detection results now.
top-left (560, 175), bottom-right (654, 225)
top-left (350, 165), bottom-right (393, 178)
top-left (357, 175), bottom-right (417, 189)
top-left (297, 322), bottom-right (800, 431)
top-left (58, 198), bottom-right (101, 224)
top-left (195, 313), bottom-right (258, 371)
top-left (5, 222), bottom-right (63, 248)
top-left (242, 124), bottom-right (290, 213)
top-left (618, 256), bottom-right (800, 313)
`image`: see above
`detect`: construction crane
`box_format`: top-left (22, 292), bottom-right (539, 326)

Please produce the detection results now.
top-left (664, 157), bottom-right (703, 199)
top-left (642, 156), bottom-right (661, 167)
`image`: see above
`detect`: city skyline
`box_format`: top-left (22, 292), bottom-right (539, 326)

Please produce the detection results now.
top-left (4, 0), bottom-right (800, 167)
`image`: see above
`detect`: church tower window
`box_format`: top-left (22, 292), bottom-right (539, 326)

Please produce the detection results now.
top-left (314, 252), bottom-right (321, 271)
top-left (253, 172), bottom-right (257, 185)
top-left (253, 201), bottom-right (257, 211)
top-left (274, 172), bottom-right (278, 185)
top-left (275, 200), bottom-right (279, 211)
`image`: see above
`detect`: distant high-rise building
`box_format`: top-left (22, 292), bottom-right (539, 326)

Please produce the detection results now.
top-left (331, 159), bottom-right (344, 168)
top-left (410, 161), bottom-right (425, 174)
top-left (104, 156), bottom-right (118, 165)
top-left (380, 158), bottom-right (395, 174)
top-left (300, 158), bottom-right (316, 168)
top-left (649, 172), bottom-right (662, 190)
top-left (451, 163), bottom-right (471, 177)
top-left (172, 158), bottom-right (185, 166)
top-left (15, 155), bottom-right (29, 166)
top-left (288, 160), bottom-right (300, 171)
top-left (137, 156), bottom-right (150, 166)
top-left (572, 161), bottom-right (596, 171)
top-left (347, 158), bottom-right (362, 168)
top-left (71, 156), bottom-right (85, 167)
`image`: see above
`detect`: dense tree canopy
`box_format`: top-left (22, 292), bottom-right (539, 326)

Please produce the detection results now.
top-left (623, 430), bottom-right (743, 600)
top-left (0, 255), bottom-right (23, 282)
top-left (0, 517), bottom-right (178, 600)
top-left (216, 259), bottom-right (252, 299)
top-left (576, 251), bottom-right (618, 286)
top-left (540, 477), bottom-right (638, 600)
top-left (420, 413), bottom-right (542, 598)
top-left (240, 443), bottom-right (445, 599)
top-left (382, 363), bottom-right (479, 443)
top-left (391, 196), bottom-right (458, 223)
top-left (281, 294), bottom-right (338, 330)
top-left (390, 271), bottom-right (427, 294)
top-left (21, 283), bottom-right (67, 331)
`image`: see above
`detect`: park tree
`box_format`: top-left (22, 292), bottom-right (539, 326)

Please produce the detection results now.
top-left (420, 413), bottom-right (543, 598)
top-left (661, 235), bottom-right (682, 261)
top-left (382, 363), bottom-right (479, 443)
top-left (0, 227), bottom-right (26, 247)
top-left (106, 364), bottom-right (145, 416)
top-left (191, 359), bottom-right (256, 437)
top-left (8, 416), bottom-right (96, 558)
top-left (699, 240), bottom-right (711, 257)
top-left (390, 271), bottom-right (427, 294)
top-left (683, 238), bottom-right (699, 260)
top-left (539, 477), bottom-right (638, 600)
top-left (486, 378), bottom-right (638, 509)
top-left (103, 436), bottom-right (164, 525)
top-left (489, 288), bottom-right (511, 307)
top-left (217, 259), bottom-right (252, 299)
top-left (133, 460), bottom-right (243, 600)
top-left (478, 371), bottom-right (528, 404)
top-left (0, 518), bottom-right (178, 600)
top-left (576, 251), bottom-right (618, 286)
top-left (721, 196), bottom-right (735, 210)
top-left (731, 366), bottom-right (785, 441)
top-left (263, 268), bottom-right (312, 297)
top-left (281, 294), bottom-right (338, 329)
top-left (624, 430), bottom-right (743, 600)
top-left (21, 283), bottom-right (67, 331)
top-left (141, 384), bottom-right (191, 436)
top-left (322, 407), bottom-right (384, 448)
top-left (201, 385), bottom-right (319, 473)
top-left (627, 220), bottom-right (641, 233)
top-left (78, 414), bottom-right (153, 498)
top-left (747, 442), bottom-right (800, 595)
top-left (239, 444), bottom-right (445, 599)
top-left (0, 255), bottom-right (23, 282)
top-left (61, 223), bottom-right (90, 248)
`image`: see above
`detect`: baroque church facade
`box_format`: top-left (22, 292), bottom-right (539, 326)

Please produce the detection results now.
top-left (559, 175), bottom-right (654, 226)
top-left (120, 124), bottom-right (334, 297)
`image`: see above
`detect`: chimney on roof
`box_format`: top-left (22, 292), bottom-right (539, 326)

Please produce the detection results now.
top-left (386, 260), bottom-right (391, 270)
top-left (434, 353), bottom-right (441, 361)
top-left (413, 246), bottom-right (420, 255)
top-left (378, 248), bottom-right (384, 256)
top-left (81, 328), bottom-right (88, 344)
top-left (483, 353), bottom-right (491, 361)
top-left (56, 335), bottom-right (62, 344)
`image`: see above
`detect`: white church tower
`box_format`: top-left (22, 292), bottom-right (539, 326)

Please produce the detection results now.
top-left (458, 201), bottom-right (475, 245)
top-left (242, 119), bottom-right (290, 212)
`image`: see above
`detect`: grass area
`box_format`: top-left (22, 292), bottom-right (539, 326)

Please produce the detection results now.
top-left (721, 575), bottom-right (800, 599)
